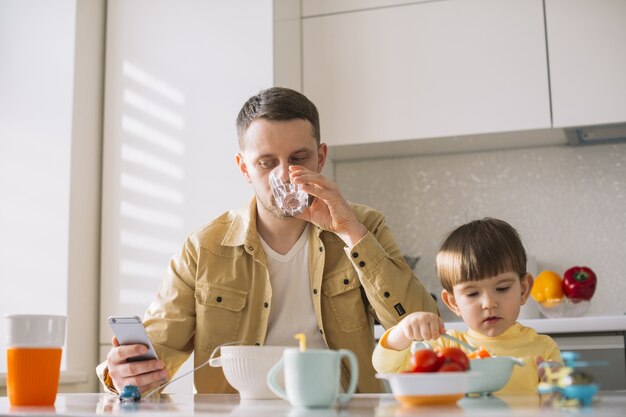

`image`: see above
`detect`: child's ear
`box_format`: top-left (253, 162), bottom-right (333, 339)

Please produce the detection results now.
top-left (441, 289), bottom-right (462, 317)
top-left (520, 273), bottom-right (533, 305)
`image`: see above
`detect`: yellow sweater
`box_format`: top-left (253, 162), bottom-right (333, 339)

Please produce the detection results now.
top-left (372, 322), bottom-right (562, 395)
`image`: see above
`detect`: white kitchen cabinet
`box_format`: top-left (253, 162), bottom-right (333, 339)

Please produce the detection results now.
top-left (545, 0), bottom-right (626, 128)
top-left (302, 0), bottom-right (551, 146)
top-left (552, 334), bottom-right (626, 390)
top-left (302, 0), bottom-right (421, 16)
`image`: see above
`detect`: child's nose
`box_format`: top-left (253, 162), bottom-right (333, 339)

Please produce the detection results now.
top-left (481, 295), bottom-right (499, 309)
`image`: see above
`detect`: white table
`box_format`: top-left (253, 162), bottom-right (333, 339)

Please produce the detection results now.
top-left (1, 392), bottom-right (626, 417)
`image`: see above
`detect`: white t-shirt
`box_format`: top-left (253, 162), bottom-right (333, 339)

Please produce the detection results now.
top-left (260, 226), bottom-right (327, 349)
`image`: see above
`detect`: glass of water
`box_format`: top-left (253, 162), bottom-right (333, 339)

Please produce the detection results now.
top-left (269, 168), bottom-right (308, 216)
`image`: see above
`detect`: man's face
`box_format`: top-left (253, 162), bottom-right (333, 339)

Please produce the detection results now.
top-left (236, 118), bottom-right (325, 218)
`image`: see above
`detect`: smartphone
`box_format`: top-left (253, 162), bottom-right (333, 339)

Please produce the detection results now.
top-left (108, 315), bottom-right (158, 362)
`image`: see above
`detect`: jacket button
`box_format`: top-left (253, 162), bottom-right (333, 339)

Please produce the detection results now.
top-left (319, 247), bottom-right (323, 252)
top-left (216, 296), bottom-right (222, 302)
top-left (352, 252), bottom-right (359, 258)
top-left (313, 288), bottom-right (318, 294)
top-left (248, 246), bottom-right (254, 251)
top-left (384, 291), bottom-right (390, 298)
top-left (359, 261), bottom-right (366, 267)
top-left (264, 302), bottom-right (269, 308)
top-left (343, 278), bottom-right (349, 285)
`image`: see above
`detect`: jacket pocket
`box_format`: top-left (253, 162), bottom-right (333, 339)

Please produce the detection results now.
top-left (195, 283), bottom-right (248, 349)
top-left (322, 269), bottom-right (369, 333)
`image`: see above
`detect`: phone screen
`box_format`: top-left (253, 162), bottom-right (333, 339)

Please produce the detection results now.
top-left (108, 316), bottom-right (158, 362)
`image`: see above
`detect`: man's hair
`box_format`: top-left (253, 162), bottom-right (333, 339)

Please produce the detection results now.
top-left (436, 218), bottom-right (527, 292)
top-left (236, 87), bottom-right (321, 148)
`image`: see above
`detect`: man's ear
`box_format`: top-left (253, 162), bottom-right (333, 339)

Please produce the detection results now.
top-left (317, 143), bottom-right (327, 172)
top-left (520, 273), bottom-right (533, 305)
top-left (441, 289), bottom-right (462, 317)
top-left (235, 153), bottom-right (251, 183)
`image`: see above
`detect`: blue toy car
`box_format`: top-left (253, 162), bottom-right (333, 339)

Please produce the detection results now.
top-left (119, 384), bottom-right (141, 402)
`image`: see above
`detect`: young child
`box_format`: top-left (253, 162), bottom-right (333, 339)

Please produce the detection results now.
top-left (373, 218), bottom-right (562, 394)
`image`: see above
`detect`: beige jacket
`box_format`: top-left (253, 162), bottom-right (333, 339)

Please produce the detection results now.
top-left (97, 198), bottom-right (437, 393)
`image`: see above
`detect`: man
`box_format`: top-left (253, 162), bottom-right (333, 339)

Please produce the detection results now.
top-left (97, 87), bottom-right (437, 394)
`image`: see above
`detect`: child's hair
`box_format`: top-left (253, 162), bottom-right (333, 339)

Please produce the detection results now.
top-left (436, 218), bottom-right (527, 292)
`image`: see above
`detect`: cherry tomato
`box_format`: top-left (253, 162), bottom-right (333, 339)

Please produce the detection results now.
top-left (409, 349), bottom-right (443, 372)
top-left (439, 362), bottom-right (465, 372)
top-left (439, 347), bottom-right (469, 371)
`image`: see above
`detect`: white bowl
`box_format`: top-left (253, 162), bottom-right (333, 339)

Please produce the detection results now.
top-left (467, 356), bottom-right (524, 395)
top-left (377, 371), bottom-right (475, 406)
top-left (209, 345), bottom-right (288, 400)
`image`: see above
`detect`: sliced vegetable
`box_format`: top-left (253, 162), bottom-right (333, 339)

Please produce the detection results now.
top-left (439, 362), bottom-right (465, 372)
top-left (439, 347), bottom-right (470, 371)
top-left (467, 346), bottom-right (492, 359)
top-left (409, 349), bottom-right (443, 372)
top-left (405, 346), bottom-right (470, 373)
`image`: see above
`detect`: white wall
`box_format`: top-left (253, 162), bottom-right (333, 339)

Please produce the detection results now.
top-left (335, 142), bottom-right (626, 321)
top-left (0, 0), bottom-right (76, 370)
top-left (0, 0), bottom-right (104, 393)
top-left (100, 0), bottom-right (273, 393)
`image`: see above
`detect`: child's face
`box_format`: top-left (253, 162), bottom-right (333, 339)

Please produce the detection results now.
top-left (441, 272), bottom-right (533, 337)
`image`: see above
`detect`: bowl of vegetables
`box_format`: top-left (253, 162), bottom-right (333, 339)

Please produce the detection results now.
top-left (377, 347), bottom-right (476, 406)
top-left (467, 356), bottom-right (525, 395)
top-left (465, 346), bottom-right (525, 395)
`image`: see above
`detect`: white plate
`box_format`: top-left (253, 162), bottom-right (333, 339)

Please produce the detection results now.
top-left (376, 371), bottom-right (478, 406)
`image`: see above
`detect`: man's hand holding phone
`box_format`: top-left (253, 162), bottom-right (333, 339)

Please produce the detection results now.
top-left (107, 316), bottom-right (169, 393)
top-left (106, 336), bottom-right (169, 394)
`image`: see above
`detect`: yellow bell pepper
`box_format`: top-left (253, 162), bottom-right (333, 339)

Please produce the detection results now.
top-left (531, 270), bottom-right (563, 307)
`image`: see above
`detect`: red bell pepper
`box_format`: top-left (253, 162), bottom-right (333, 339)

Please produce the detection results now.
top-left (562, 266), bottom-right (597, 301)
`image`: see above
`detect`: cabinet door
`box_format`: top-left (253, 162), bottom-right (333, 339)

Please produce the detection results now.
top-left (552, 334), bottom-right (626, 390)
top-left (303, 0), bottom-right (551, 146)
top-left (546, 0), bottom-right (626, 128)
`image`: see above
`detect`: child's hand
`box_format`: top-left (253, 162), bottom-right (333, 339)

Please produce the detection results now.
top-left (536, 355), bottom-right (562, 380)
top-left (536, 356), bottom-right (546, 379)
top-left (385, 312), bottom-right (445, 351)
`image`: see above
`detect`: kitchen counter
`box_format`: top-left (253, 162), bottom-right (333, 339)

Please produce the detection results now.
top-left (446, 315), bottom-right (626, 334)
top-left (374, 315), bottom-right (626, 339)
top-left (2, 392), bottom-right (626, 416)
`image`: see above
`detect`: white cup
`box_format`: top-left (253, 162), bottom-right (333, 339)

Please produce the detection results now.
top-left (6, 315), bottom-right (66, 348)
top-left (267, 348), bottom-right (358, 408)
top-left (4, 315), bottom-right (66, 406)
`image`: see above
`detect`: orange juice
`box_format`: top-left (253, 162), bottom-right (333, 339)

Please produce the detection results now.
top-left (7, 347), bottom-right (62, 406)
